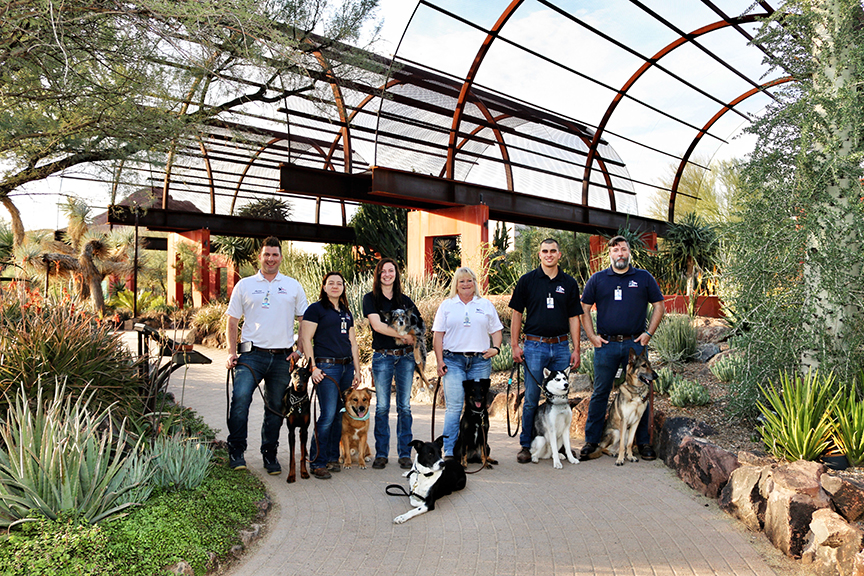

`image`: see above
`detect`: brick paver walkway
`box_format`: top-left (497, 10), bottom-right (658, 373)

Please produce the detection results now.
top-left (158, 340), bottom-right (803, 576)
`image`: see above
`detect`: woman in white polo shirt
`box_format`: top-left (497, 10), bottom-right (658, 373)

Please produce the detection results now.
top-left (432, 267), bottom-right (504, 459)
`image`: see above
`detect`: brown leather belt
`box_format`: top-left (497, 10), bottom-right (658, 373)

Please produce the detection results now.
top-left (378, 347), bottom-right (412, 356)
top-left (524, 334), bottom-right (568, 344)
top-left (601, 334), bottom-right (642, 342)
top-left (251, 345), bottom-right (294, 355)
top-left (316, 357), bottom-right (351, 365)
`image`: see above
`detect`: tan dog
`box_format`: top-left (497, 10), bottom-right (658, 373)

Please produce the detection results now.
top-left (599, 348), bottom-right (656, 466)
top-left (340, 388), bottom-right (373, 469)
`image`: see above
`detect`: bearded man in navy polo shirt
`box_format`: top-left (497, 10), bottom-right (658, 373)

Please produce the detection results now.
top-left (580, 235), bottom-right (665, 461)
top-left (509, 238), bottom-right (582, 464)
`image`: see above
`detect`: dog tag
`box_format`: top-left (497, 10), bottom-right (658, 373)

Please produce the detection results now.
top-left (614, 287), bottom-right (622, 301)
top-left (547, 296), bottom-right (554, 309)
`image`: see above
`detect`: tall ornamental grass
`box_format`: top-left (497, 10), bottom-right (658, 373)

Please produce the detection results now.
top-left (833, 386), bottom-right (864, 467)
top-left (651, 313), bottom-right (698, 366)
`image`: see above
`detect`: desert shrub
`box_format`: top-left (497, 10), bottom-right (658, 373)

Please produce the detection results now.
top-left (148, 435), bottom-right (212, 492)
top-left (0, 383), bottom-right (150, 527)
top-left (492, 343), bottom-right (514, 372)
top-left (107, 289), bottom-right (166, 314)
top-left (758, 370), bottom-right (838, 462)
top-left (669, 379), bottom-right (710, 407)
top-left (654, 367), bottom-right (679, 396)
top-left (576, 346), bottom-right (595, 382)
top-left (0, 289), bottom-right (142, 415)
top-left (651, 313), bottom-right (697, 366)
top-left (191, 301), bottom-right (230, 347)
top-left (834, 386), bottom-right (864, 467)
top-left (710, 355), bottom-right (742, 383)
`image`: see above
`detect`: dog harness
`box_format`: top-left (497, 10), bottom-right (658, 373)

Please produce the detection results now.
top-left (284, 390), bottom-right (309, 418)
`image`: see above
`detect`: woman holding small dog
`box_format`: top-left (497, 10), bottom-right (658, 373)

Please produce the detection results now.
top-left (363, 258), bottom-right (424, 470)
top-left (432, 267), bottom-right (503, 459)
top-left (301, 271), bottom-right (361, 480)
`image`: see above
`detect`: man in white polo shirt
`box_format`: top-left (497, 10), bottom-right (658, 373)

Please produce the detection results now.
top-left (225, 236), bottom-right (308, 474)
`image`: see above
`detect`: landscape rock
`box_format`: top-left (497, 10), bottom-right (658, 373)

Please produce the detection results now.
top-left (821, 474), bottom-right (864, 523)
top-left (673, 436), bottom-right (739, 498)
top-left (488, 391), bottom-right (522, 424)
top-left (696, 323), bottom-right (731, 343)
top-left (801, 508), bottom-right (864, 576)
top-left (657, 416), bottom-right (715, 466)
top-left (763, 460), bottom-right (832, 558)
top-left (164, 561), bottom-right (194, 576)
top-left (695, 343), bottom-right (721, 363)
top-left (737, 450), bottom-right (776, 467)
top-left (570, 373), bottom-right (592, 392)
top-left (570, 397), bottom-right (588, 438)
top-left (720, 465), bottom-right (769, 531)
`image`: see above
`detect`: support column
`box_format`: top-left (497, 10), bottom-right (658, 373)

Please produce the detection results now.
top-left (166, 230), bottom-right (211, 308)
top-left (407, 205), bottom-right (489, 282)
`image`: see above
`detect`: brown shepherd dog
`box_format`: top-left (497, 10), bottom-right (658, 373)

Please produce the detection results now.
top-left (339, 387), bottom-right (373, 469)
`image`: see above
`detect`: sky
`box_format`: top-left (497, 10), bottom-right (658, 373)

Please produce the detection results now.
top-left (7, 0), bottom-right (774, 232)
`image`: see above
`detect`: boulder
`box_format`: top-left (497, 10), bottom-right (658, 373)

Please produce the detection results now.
top-left (696, 324), bottom-right (731, 343)
top-left (737, 450), bottom-right (776, 467)
top-left (695, 343), bottom-right (721, 363)
top-left (720, 465), bottom-right (770, 531)
top-left (801, 508), bottom-right (864, 576)
top-left (488, 391), bottom-right (522, 425)
top-left (673, 436), bottom-right (740, 498)
top-left (657, 416), bottom-right (715, 466)
top-left (821, 474), bottom-right (864, 523)
top-left (570, 397), bottom-right (588, 438)
top-left (570, 373), bottom-right (592, 392)
top-left (164, 561), bottom-right (194, 576)
top-left (763, 460), bottom-right (832, 558)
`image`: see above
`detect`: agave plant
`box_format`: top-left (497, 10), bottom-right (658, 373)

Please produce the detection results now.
top-left (833, 386), bottom-right (864, 467)
top-left (758, 370), bottom-right (839, 462)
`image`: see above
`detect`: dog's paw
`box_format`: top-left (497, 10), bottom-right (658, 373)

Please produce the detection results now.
top-left (359, 464), bottom-right (366, 469)
top-left (553, 459), bottom-right (563, 469)
top-left (615, 458), bottom-right (625, 466)
top-left (486, 458), bottom-right (498, 465)
top-left (531, 455), bottom-right (539, 463)
top-left (394, 514), bottom-right (408, 524)
top-left (628, 456), bottom-right (639, 463)
top-left (343, 464), bottom-right (352, 470)
top-left (568, 456), bottom-right (579, 464)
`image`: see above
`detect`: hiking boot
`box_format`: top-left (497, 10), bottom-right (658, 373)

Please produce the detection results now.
top-left (326, 461), bottom-right (341, 473)
top-left (228, 450), bottom-right (247, 471)
top-left (262, 451), bottom-right (281, 475)
top-left (398, 457), bottom-right (412, 469)
top-left (580, 443), bottom-right (599, 460)
top-left (372, 457), bottom-right (387, 469)
top-left (312, 467), bottom-right (332, 480)
top-left (638, 444), bottom-right (657, 461)
top-left (516, 447), bottom-right (532, 464)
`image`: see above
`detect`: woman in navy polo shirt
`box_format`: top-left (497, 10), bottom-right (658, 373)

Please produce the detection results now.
top-left (301, 272), bottom-right (361, 479)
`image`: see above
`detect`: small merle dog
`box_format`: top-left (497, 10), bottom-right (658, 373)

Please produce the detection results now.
top-left (453, 378), bottom-right (497, 469)
top-left (381, 308), bottom-right (432, 390)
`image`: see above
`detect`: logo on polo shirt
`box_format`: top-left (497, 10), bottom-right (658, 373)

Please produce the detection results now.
top-left (629, 280), bottom-right (638, 288)
top-left (277, 287), bottom-right (288, 294)
top-left (253, 289), bottom-right (265, 294)
top-left (556, 286), bottom-right (565, 293)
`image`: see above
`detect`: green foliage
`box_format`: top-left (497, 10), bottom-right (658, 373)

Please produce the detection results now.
top-left (646, 156), bottom-right (737, 224)
top-left (654, 367), bottom-right (679, 396)
top-left (351, 204), bottom-right (408, 271)
top-left (710, 355), bottom-right (742, 383)
top-left (0, 289), bottom-right (143, 416)
top-left (758, 371), bottom-right (839, 462)
top-left (513, 227), bottom-right (592, 286)
top-left (0, 383), bottom-right (149, 527)
top-left (492, 343), bottom-right (514, 372)
top-left (663, 212), bottom-right (719, 297)
top-left (0, 457), bottom-right (268, 576)
top-left (669, 379), bottom-right (710, 407)
top-left (108, 289), bottom-right (165, 314)
top-left (651, 314), bottom-right (697, 366)
top-left (576, 347), bottom-right (595, 382)
top-left (148, 436), bottom-right (212, 492)
top-left (833, 386), bottom-right (864, 467)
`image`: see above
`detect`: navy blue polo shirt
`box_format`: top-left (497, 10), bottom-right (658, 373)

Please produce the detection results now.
top-left (509, 267), bottom-right (582, 337)
top-left (581, 266), bottom-right (664, 336)
top-left (303, 301), bottom-right (354, 358)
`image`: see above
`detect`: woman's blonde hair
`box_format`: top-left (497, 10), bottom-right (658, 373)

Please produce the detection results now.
top-left (448, 267), bottom-right (482, 298)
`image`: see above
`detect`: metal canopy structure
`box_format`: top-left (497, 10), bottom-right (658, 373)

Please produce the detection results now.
top-left (107, 0), bottom-right (785, 240)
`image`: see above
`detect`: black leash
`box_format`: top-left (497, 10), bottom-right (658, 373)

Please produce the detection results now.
top-left (430, 376), bottom-right (442, 440)
top-left (386, 484), bottom-right (411, 497)
top-left (506, 364), bottom-right (522, 438)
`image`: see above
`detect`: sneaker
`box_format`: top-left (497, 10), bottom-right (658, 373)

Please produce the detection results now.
top-left (262, 451), bottom-right (281, 475)
top-left (326, 461), bottom-right (341, 473)
top-left (398, 457), bottom-right (412, 469)
top-left (372, 457), bottom-right (387, 469)
top-left (312, 467), bottom-right (332, 480)
top-left (516, 447), bottom-right (532, 464)
top-left (638, 444), bottom-right (657, 461)
top-left (229, 450), bottom-right (247, 471)
top-left (580, 443), bottom-right (599, 460)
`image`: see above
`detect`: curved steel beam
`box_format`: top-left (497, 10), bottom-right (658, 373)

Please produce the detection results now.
top-left (196, 135), bottom-right (216, 214)
top-left (581, 15), bottom-right (766, 209)
top-left (445, 0), bottom-right (524, 180)
top-left (313, 50), bottom-right (352, 173)
top-left (668, 76), bottom-right (793, 221)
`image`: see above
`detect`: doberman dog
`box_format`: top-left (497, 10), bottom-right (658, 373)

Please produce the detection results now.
top-left (453, 378), bottom-right (497, 469)
top-left (283, 359), bottom-right (312, 483)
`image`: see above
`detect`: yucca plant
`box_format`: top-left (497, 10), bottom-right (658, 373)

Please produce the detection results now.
top-left (654, 367), bottom-right (679, 396)
top-left (651, 313), bottom-right (697, 366)
top-left (669, 379), bottom-right (710, 407)
top-left (148, 435), bottom-right (213, 491)
top-left (0, 382), bottom-right (150, 527)
top-left (710, 355), bottom-right (742, 383)
top-left (833, 386), bottom-right (864, 467)
top-left (492, 343), bottom-right (514, 372)
top-left (758, 370), bottom-right (839, 462)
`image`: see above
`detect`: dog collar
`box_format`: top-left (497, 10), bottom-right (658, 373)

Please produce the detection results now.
top-left (340, 407), bottom-right (371, 421)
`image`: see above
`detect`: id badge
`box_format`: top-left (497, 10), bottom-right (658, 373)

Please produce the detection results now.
top-left (614, 287), bottom-right (622, 301)
top-left (547, 296), bottom-right (554, 309)
top-left (341, 317), bottom-right (347, 334)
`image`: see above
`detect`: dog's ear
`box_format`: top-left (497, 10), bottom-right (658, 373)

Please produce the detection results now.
top-left (628, 348), bottom-right (638, 363)
top-left (563, 367), bottom-right (571, 378)
top-left (409, 439), bottom-right (424, 452)
top-left (380, 311), bottom-right (391, 323)
top-left (341, 387), bottom-right (351, 401)
top-left (433, 435), bottom-right (445, 450)
top-left (479, 378), bottom-right (491, 393)
top-left (543, 367), bottom-right (551, 379)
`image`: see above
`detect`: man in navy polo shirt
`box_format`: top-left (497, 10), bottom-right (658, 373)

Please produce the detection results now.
top-left (509, 238), bottom-right (582, 464)
top-left (580, 235), bottom-right (665, 461)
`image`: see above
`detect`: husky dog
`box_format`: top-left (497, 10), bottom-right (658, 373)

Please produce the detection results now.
top-left (530, 368), bottom-right (579, 469)
top-left (599, 348), bottom-right (656, 466)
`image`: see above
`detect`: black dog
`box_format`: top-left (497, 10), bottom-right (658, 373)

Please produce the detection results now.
top-left (282, 359), bottom-right (311, 483)
top-left (453, 378), bottom-right (497, 469)
top-left (393, 437), bottom-right (466, 524)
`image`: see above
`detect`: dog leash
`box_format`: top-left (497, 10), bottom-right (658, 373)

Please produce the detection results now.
top-left (506, 364), bottom-right (522, 438)
top-left (430, 376), bottom-right (442, 440)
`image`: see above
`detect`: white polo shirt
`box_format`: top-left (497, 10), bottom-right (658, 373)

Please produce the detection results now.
top-left (432, 295), bottom-right (504, 353)
top-left (226, 271), bottom-right (308, 349)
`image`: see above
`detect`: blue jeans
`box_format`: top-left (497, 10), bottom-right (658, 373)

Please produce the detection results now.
top-left (310, 363), bottom-right (353, 469)
top-left (585, 340), bottom-right (650, 445)
top-left (442, 353), bottom-right (492, 456)
top-left (227, 349), bottom-right (292, 454)
top-left (372, 352), bottom-right (415, 459)
top-left (520, 339), bottom-right (571, 448)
